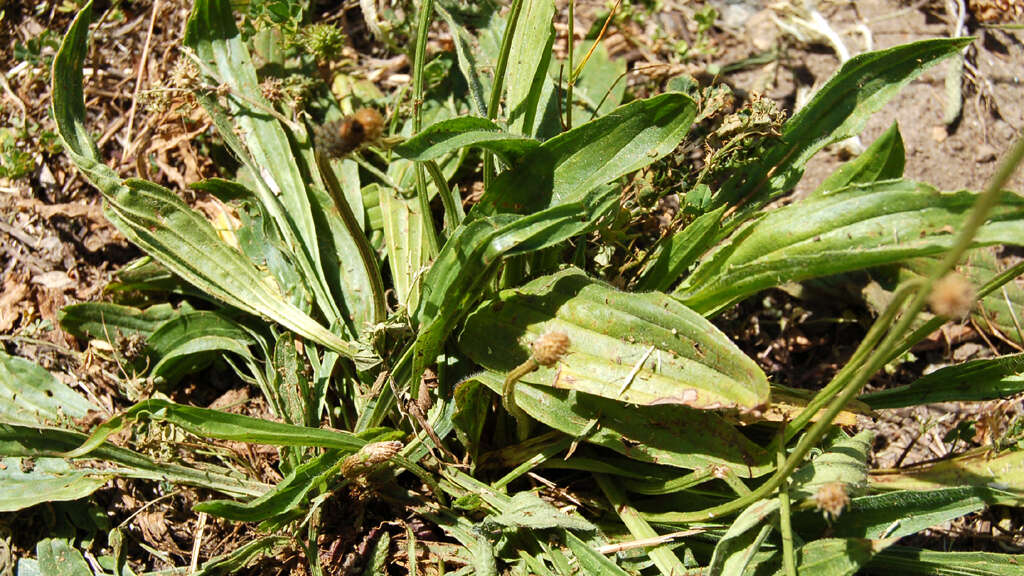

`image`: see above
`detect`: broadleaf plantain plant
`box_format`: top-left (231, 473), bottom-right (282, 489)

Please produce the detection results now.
top-left (7, 0), bottom-right (1024, 573)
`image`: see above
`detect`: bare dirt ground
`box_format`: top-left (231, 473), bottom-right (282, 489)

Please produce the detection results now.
top-left (2, 0), bottom-right (1024, 569)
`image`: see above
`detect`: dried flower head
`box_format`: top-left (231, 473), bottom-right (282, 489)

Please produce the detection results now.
top-left (928, 272), bottom-right (975, 319)
top-left (815, 482), bottom-right (850, 520)
top-left (341, 440), bottom-right (403, 480)
top-left (531, 330), bottom-right (571, 367)
top-left (315, 108), bottom-right (385, 157)
top-left (971, 0), bottom-right (1024, 23)
top-left (169, 57), bottom-right (200, 89)
top-left (260, 77), bottom-right (284, 102)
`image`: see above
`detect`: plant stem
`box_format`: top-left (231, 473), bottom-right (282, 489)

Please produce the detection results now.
top-left (777, 449), bottom-right (797, 576)
top-left (412, 0), bottom-right (441, 255)
top-left (503, 357), bottom-right (537, 441)
top-left (565, 0), bottom-right (575, 130)
top-left (425, 159), bottom-right (463, 231)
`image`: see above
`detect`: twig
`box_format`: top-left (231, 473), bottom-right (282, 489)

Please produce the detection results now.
top-left (188, 511), bottom-right (207, 575)
top-left (595, 529), bottom-right (703, 555)
top-left (122, 0), bottom-right (161, 163)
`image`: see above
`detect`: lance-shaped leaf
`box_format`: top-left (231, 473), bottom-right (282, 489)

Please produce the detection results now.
top-left (870, 447), bottom-right (1024, 493)
top-left (0, 351), bottom-right (97, 427)
top-left (51, 5), bottom-right (377, 368)
top-left (861, 352), bottom-right (1024, 409)
top-left (641, 40), bottom-right (969, 292)
top-left (677, 181), bottom-right (1024, 315)
top-left (461, 268), bottom-right (769, 410)
top-left (814, 122), bottom-right (906, 196)
top-left (59, 302), bottom-right (186, 341)
top-left (394, 117), bottom-right (539, 165)
top-left (868, 547), bottom-right (1024, 575)
top-left (0, 457), bottom-right (111, 512)
top-left (472, 92), bottom-right (697, 217)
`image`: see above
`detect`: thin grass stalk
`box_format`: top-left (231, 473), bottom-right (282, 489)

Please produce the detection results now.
top-left (565, 0), bottom-right (574, 130)
top-left (777, 449), bottom-right (797, 576)
top-left (413, 0), bottom-right (440, 254)
top-left (483, 0), bottom-right (524, 187)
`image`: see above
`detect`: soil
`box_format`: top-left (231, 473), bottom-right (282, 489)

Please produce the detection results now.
top-left (2, 0), bottom-right (1023, 570)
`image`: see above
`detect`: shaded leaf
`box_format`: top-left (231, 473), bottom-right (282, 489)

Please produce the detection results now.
top-left (0, 457), bottom-right (110, 512)
top-left (861, 353), bottom-right (1024, 409)
top-left (0, 352), bottom-right (97, 427)
top-left (815, 122), bottom-right (905, 195)
top-left (35, 538), bottom-right (92, 576)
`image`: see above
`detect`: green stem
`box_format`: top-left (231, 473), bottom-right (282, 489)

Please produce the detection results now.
top-left (412, 0), bottom-right (441, 254)
top-left (783, 279), bottom-right (921, 443)
top-left (483, 0), bottom-right (524, 187)
top-left (425, 159), bottom-right (463, 232)
top-left (503, 357), bottom-right (537, 441)
top-left (565, 0), bottom-right (575, 130)
top-left (777, 449), bottom-right (797, 576)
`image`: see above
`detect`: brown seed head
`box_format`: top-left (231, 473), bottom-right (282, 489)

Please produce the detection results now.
top-left (531, 330), bottom-right (571, 367)
top-left (928, 272), bottom-right (975, 319)
top-left (316, 108), bottom-right (386, 157)
top-left (341, 440), bottom-right (403, 479)
top-left (815, 482), bottom-right (850, 520)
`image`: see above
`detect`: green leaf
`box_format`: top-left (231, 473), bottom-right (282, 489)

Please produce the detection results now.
top-left (868, 547), bottom-right (1024, 575)
top-left (472, 370), bottom-right (772, 476)
top-left (715, 37), bottom-right (971, 211)
top-left (195, 451), bottom-right (341, 521)
top-left (58, 302), bottom-right (184, 341)
top-left (678, 181), bottom-right (1024, 315)
top-left (566, 533), bottom-right (632, 576)
top-left (790, 431), bottom-right (872, 499)
top-left (0, 457), bottom-right (110, 512)
top-left (861, 353), bottom-right (1024, 409)
top-left (815, 122), bottom-right (905, 195)
top-left (394, 117), bottom-right (540, 165)
top-left (486, 491), bottom-right (595, 532)
top-left (35, 538), bottom-right (93, 576)
top-left (965, 247), bottom-right (1024, 346)
top-left (0, 423), bottom-right (266, 497)
top-left (0, 351), bottom-right (97, 427)
top-left (709, 499), bottom-right (778, 576)
top-left (146, 311), bottom-right (256, 385)
top-left (870, 447), bottom-right (1024, 493)
top-left (506, 0), bottom-right (555, 136)
top-left (63, 398), bottom-right (368, 459)
top-left (771, 538), bottom-right (890, 576)
top-left (436, 4), bottom-right (487, 117)
top-left (461, 268), bottom-right (769, 409)
top-left (192, 536), bottom-right (289, 576)
top-left (794, 487), bottom-right (1021, 541)
top-left (473, 93), bottom-right (697, 217)
top-left (635, 206), bottom-right (726, 293)
top-left (378, 184), bottom-right (435, 310)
